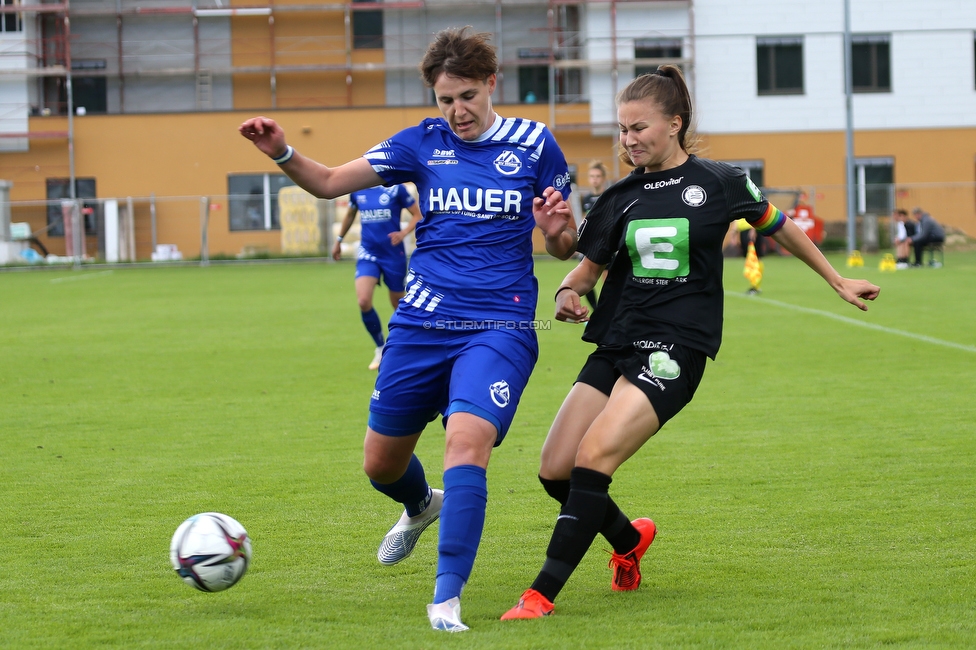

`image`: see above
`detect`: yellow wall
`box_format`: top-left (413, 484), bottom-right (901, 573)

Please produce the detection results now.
top-left (703, 129), bottom-right (976, 229)
top-left (229, 8), bottom-right (387, 110)
top-left (4, 110), bottom-right (973, 260)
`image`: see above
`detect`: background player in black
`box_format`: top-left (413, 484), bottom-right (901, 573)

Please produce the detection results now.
top-left (579, 160), bottom-right (610, 214)
top-left (502, 65), bottom-right (880, 620)
top-left (577, 160), bottom-right (610, 309)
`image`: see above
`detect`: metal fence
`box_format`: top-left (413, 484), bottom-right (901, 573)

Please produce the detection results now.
top-left (2, 181), bottom-right (974, 267)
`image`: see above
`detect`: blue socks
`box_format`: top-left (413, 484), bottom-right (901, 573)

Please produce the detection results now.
top-left (361, 308), bottom-right (384, 347)
top-left (433, 465), bottom-right (487, 604)
top-left (369, 454), bottom-right (430, 517)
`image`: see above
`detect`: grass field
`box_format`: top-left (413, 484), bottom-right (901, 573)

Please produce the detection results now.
top-left (2, 251), bottom-right (975, 649)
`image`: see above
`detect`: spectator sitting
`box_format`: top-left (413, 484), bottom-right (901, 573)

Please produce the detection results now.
top-left (908, 207), bottom-right (945, 267)
top-left (892, 208), bottom-right (916, 269)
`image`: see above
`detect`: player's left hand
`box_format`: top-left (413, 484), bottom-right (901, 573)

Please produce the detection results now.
top-left (533, 187), bottom-right (572, 238)
top-left (836, 277), bottom-right (881, 311)
top-left (389, 230), bottom-right (406, 246)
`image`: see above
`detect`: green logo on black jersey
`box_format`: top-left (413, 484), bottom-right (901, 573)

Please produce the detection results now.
top-left (746, 177), bottom-right (762, 202)
top-left (625, 218), bottom-right (690, 279)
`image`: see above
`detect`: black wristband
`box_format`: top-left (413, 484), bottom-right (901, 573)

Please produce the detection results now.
top-left (554, 285), bottom-right (576, 301)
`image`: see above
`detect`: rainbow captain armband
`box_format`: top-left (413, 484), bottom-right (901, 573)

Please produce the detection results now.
top-left (749, 204), bottom-right (787, 236)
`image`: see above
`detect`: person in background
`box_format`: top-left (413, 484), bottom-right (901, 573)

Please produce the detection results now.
top-left (577, 160), bottom-right (612, 308)
top-left (500, 64), bottom-right (880, 621)
top-left (892, 208), bottom-right (916, 269)
top-left (332, 184), bottom-right (423, 370)
top-left (580, 160), bottom-right (610, 215)
top-left (241, 26), bottom-right (577, 633)
top-left (908, 207), bottom-right (945, 267)
top-left (737, 217), bottom-right (766, 258)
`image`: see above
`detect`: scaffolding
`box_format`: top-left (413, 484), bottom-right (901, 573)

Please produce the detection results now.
top-left (0, 0), bottom-right (691, 131)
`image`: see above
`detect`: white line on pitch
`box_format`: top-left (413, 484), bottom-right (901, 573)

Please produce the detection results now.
top-left (726, 291), bottom-right (976, 353)
top-left (50, 270), bottom-right (114, 283)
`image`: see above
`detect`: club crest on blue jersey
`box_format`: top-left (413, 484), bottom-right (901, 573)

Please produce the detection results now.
top-left (489, 380), bottom-right (511, 408)
top-left (493, 151), bottom-right (522, 176)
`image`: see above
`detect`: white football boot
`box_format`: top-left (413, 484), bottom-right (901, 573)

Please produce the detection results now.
top-left (377, 488), bottom-right (443, 566)
top-left (427, 597), bottom-right (469, 632)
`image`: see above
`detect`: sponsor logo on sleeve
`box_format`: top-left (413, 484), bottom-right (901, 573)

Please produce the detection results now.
top-left (746, 177), bottom-right (763, 202)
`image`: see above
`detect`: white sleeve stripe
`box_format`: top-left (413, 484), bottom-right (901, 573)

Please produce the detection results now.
top-left (528, 139), bottom-right (545, 163)
top-left (507, 120), bottom-right (531, 144)
top-left (492, 117), bottom-right (517, 141)
top-left (522, 122), bottom-right (546, 147)
top-left (364, 151), bottom-right (390, 161)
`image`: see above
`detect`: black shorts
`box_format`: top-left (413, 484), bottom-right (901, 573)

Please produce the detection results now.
top-left (576, 343), bottom-right (707, 427)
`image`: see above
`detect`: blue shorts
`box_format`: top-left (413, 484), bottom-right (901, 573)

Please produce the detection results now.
top-left (367, 324), bottom-right (539, 445)
top-left (355, 247), bottom-right (407, 292)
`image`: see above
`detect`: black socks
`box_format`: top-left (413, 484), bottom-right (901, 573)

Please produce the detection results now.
top-left (539, 474), bottom-right (639, 554)
top-left (532, 467), bottom-right (628, 603)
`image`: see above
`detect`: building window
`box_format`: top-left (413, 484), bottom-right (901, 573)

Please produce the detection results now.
top-left (855, 158), bottom-right (894, 215)
top-left (70, 60), bottom-right (108, 115)
top-left (228, 174), bottom-right (295, 231)
top-left (724, 160), bottom-right (765, 189)
top-left (352, 0), bottom-right (383, 50)
top-left (852, 35), bottom-right (890, 93)
top-left (757, 36), bottom-right (804, 95)
top-left (1, 0), bottom-right (22, 33)
top-left (519, 67), bottom-right (549, 103)
top-left (46, 178), bottom-right (98, 237)
top-left (635, 38), bottom-right (682, 77)
top-left (518, 49), bottom-right (550, 104)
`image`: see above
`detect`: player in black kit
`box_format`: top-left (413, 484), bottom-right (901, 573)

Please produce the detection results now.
top-left (501, 65), bottom-right (880, 620)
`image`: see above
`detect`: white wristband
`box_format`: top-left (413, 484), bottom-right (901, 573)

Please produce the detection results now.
top-left (272, 145), bottom-right (294, 165)
top-left (336, 235), bottom-right (344, 243)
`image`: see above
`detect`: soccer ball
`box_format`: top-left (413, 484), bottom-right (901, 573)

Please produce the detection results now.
top-left (170, 512), bottom-right (252, 592)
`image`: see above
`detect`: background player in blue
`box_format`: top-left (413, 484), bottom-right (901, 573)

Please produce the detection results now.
top-left (500, 65), bottom-right (880, 620)
top-left (331, 184), bottom-right (423, 370)
top-left (240, 27), bottom-right (578, 632)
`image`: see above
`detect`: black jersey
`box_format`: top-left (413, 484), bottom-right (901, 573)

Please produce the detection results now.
top-left (576, 155), bottom-right (786, 359)
top-left (580, 191), bottom-right (601, 215)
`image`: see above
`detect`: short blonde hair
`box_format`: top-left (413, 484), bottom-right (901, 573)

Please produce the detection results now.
top-left (588, 160), bottom-right (609, 177)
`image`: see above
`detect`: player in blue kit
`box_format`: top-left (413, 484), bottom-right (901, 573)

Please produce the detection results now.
top-left (332, 184), bottom-right (423, 370)
top-left (240, 27), bottom-right (578, 632)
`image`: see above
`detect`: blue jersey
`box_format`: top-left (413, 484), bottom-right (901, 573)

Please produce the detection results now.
top-left (349, 185), bottom-right (416, 259)
top-left (364, 115), bottom-right (571, 326)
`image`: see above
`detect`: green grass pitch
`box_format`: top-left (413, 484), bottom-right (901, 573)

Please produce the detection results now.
top-left (2, 251), bottom-right (975, 648)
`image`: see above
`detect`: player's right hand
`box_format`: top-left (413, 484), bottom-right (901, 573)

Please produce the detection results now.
top-left (331, 240), bottom-right (342, 261)
top-left (239, 116), bottom-right (287, 159)
top-left (555, 289), bottom-right (589, 323)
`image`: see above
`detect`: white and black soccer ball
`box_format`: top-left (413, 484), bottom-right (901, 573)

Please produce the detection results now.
top-left (170, 512), bottom-right (252, 592)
